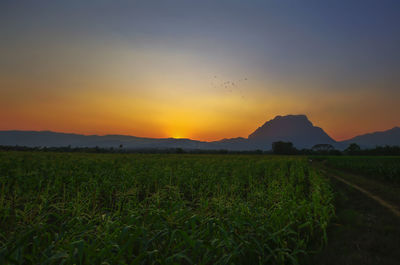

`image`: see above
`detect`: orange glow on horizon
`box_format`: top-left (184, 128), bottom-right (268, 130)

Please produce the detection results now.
top-left (1, 44), bottom-right (399, 142)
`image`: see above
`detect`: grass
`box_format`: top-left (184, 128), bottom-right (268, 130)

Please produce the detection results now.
top-left (0, 152), bottom-right (334, 264)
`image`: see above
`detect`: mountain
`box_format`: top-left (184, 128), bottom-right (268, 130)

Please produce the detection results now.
top-left (341, 126), bottom-right (400, 148)
top-left (248, 115), bottom-right (336, 149)
top-left (0, 115), bottom-right (398, 150)
top-left (0, 130), bottom-right (216, 150)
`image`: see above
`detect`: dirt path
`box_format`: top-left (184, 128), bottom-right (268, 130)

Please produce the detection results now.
top-left (331, 174), bottom-right (400, 218)
top-left (309, 166), bottom-right (400, 265)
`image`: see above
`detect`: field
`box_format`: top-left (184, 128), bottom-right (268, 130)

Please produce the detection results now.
top-left (0, 152), bottom-right (334, 264)
top-left (321, 156), bottom-right (400, 183)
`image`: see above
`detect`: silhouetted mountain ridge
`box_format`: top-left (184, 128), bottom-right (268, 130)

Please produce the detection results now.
top-left (248, 115), bottom-right (336, 149)
top-left (341, 126), bottom-right (400, 148)
top-left (1, 115), bottom-right (399, 150)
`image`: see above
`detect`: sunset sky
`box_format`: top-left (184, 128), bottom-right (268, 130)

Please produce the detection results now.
top-left (1, 0), bottom-right (399, 141)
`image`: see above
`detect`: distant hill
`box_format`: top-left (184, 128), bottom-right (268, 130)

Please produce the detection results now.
top-left (247, 115), bottom-right (336, 149)
top-left (0, 130), bottom-right (215, 150)
top-left (0, 115), bottom-right (399, 150)
top-left (341, 127), bottom-right (400, 149)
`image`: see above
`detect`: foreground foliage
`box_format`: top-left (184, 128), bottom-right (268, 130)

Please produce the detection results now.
top-left (322, 156), bottom-right (400, 183)
top-left (0, 152), bottom-right (333, 264)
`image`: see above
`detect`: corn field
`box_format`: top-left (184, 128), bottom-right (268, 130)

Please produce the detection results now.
top-left (0, 152), bottom-right (334, 264)
top-left (323, 156), bottom-right (400, 183)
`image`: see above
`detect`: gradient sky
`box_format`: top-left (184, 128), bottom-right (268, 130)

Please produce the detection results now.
top-left (1, 0), bottom-right (399, 141)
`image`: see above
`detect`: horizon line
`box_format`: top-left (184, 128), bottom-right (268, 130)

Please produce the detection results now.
top-left (1, 125), bottom-right (399, 143)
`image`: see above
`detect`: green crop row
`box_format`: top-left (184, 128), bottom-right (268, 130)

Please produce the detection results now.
top-left (0, 152), bottom-right (333, 264)
top-left (322, 156), bottom-right (400, 183)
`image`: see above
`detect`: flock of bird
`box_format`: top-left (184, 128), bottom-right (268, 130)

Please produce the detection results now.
top-left (210, 75), bottom-right (248, 99)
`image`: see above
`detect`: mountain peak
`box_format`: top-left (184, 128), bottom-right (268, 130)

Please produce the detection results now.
top-left (249, 114), bottom-right (314, 138)
top-left (271, 114), bottom-right (313, 125)
top-left (248, 114), bottom-right (335, 148)
top-left (274, 114), bottom-right (308, 119)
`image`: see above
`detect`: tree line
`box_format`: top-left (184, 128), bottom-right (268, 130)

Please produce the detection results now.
top-left (271, 141), bottom-right (400, 156)
top-left (0, 142), bottom-right (399, 156)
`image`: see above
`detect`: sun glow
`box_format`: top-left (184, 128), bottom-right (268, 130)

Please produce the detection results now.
top-left (168, 130), bottom-right (188, 139)
top-left (172, 135), bottom-right (185, 139)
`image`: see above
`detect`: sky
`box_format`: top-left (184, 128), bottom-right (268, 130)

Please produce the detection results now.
top-left (1, 0), bottom-right (399, 141)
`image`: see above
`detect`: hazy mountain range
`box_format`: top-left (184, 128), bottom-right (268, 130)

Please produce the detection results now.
top-left (1, 115), bottom-right (399, 150)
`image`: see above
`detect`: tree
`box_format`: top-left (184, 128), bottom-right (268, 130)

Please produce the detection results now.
top-left (312, 144), bottom-right (334, 152)
top-left (345, 143), bottom-right (361, 155)
top-left (272, 141), bottom-right (297, 155)
top-left (255, 149), bottom-right (263, 154)
top-left (175, 148), bottom-right (185, 154)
